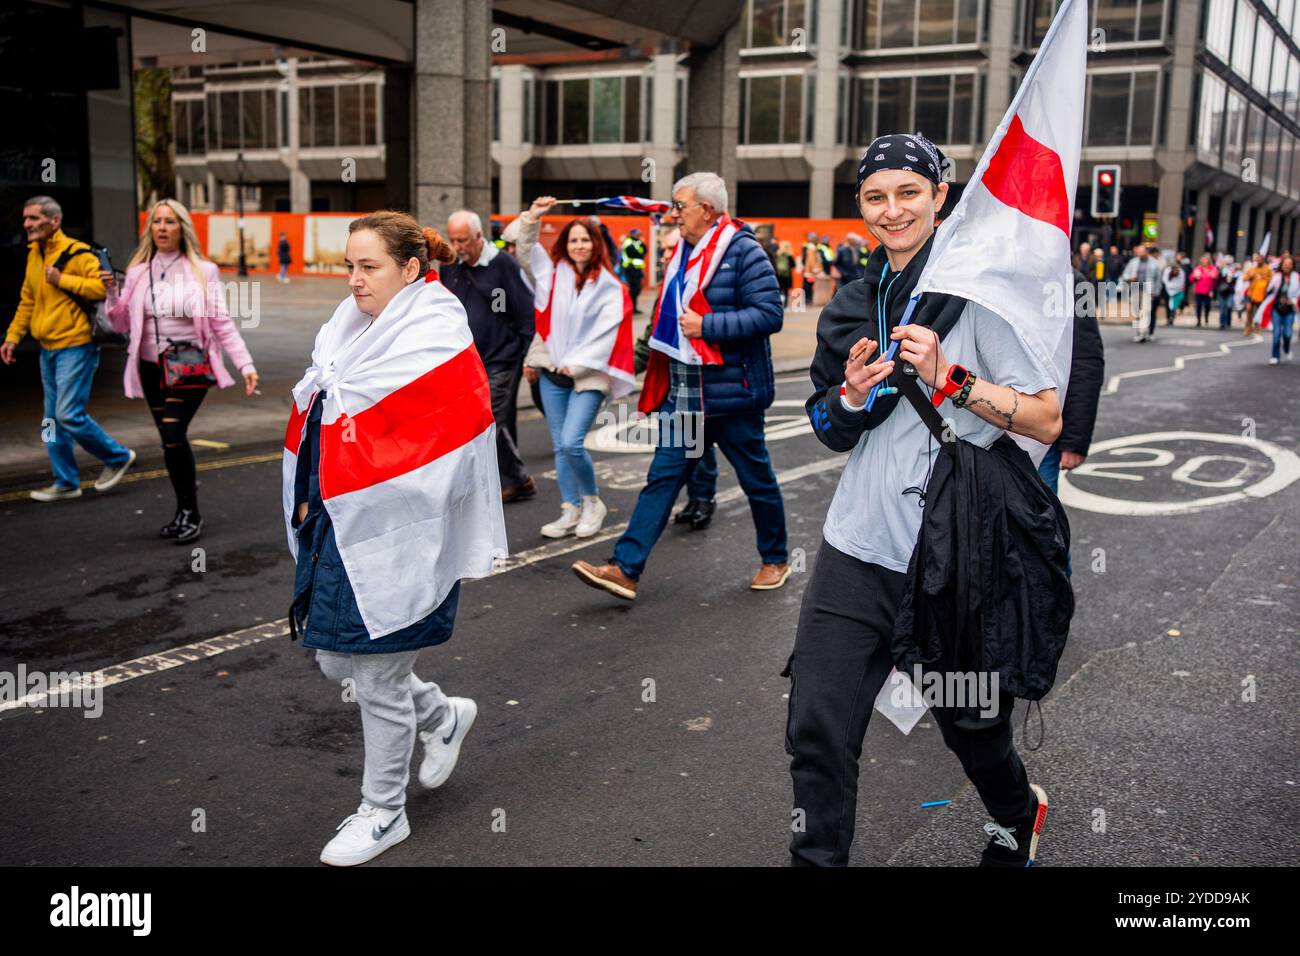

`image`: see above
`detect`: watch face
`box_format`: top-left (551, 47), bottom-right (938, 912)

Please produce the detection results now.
top-left (949, 366), bottom-right (969, 387)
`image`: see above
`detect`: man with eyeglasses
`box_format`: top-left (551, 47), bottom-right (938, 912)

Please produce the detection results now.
top-left (572, 172), bottom-right (790, 600)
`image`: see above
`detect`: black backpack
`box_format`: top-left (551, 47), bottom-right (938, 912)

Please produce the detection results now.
top-left (52, 241), bottom-right (127, 346)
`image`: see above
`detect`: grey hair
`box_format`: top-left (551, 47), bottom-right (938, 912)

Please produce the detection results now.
top-left (672, 172), bottom-right (728, 214)
top-left (24, 195), bottom-right (62, 220)
top-left (449, 209), bottom-right (483, 236)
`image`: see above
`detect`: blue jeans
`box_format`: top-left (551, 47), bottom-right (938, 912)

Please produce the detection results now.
top-left (39, 343), bottom-right (130, 489)
top-left (1218, 294), bottom-right (1233, 328)
top-left (1271, 309), bottom-right (1295, 360)
top-left (537, 375), bottom-right (605, 506)
top-left (1037, 441), bottom-right (1072, 577)
top-left (686, 445), bottom-right (718, 501)
top-left (612, 410), bottom-right (787, 580)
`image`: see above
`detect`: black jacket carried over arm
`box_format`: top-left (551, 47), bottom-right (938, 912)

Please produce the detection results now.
top-left (889, 378), bottom-right (1074, 703)
top-left (442, 253), bottom-right (535, 373)
top-left (1060, 268), bottom-right (1105, 457)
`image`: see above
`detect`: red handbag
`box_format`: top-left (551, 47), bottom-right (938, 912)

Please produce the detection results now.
top-left (150, 261), bottom-right (216, 389)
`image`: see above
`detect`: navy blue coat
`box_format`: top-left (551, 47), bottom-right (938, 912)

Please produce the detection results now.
top-left (289, 392), bottom-right (460, 653)
top-left (696, 225), bottom-right (784, 416)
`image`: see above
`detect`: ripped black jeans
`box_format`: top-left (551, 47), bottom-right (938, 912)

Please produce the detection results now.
top-left (139, 360), bottom-right (209, 513)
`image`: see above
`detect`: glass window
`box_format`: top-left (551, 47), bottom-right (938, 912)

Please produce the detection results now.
top-left (339, 84), bottom-right (362, 146)
top-left (217, 91), bottom-right (238, 149)
top-left (1251, 18), bottom-right (1271, 91)
top-left (750, 0), bottom-right (783, 46)
top-left (1130, 71), bottom-right (1156, 145)
top-left (623, 76), bottom-right (640, 143)
top-left (836, 74), bottom-right (848, 145)
top-left (676, 76), bottom-right (686, 146)
top-left (1136, 0), bottom-right (1163, 40)
top-left (297, 88), bottom-right (311, 148)
top-left (855, 76), bottom-right (876, 144)
top-left (880, 0), bottom-right (914, 47)
top-left (956, 0), bottom-right (979, 42)
top-left (1031, 0), bottom-right (1057, 46)
top-left (1263, 117), bottom-right (1281, 189)
top-left (1205, 0), bottom-right (1233, 61)
top-left (562, 79), bottom-right (589, 144)
top-left (1290, 56), bottom-right (1299, 125)
top-left (860, 0), bottom-right (880, 48)
top-left (952, 72), bottom-right (974, 144)
top-left (592, 76), bottom-right (620, 143)
top-left (789, 0), bottom-right (808, 43)
top-left (919, 0), bottom-right (953, 45)
top-left (877, 76), bottom-right (912, 134)
top-left (915, 74), bottom-right (949, 141)
top-left (174, 100), bottom-right (189, 154)
top-left (1244, 105), bottom-right (1264, 182)
top-left (313, 86), bottom-right (335, 148)
top-left (1095, 0), bottom-right (1136, 44)
top-left (1272, 38), bottom-right (1288, 107)
top-left (1230, 1), bottom-right (1254, 79)
top-left (643, 76), bottom-right (653, 142)
top-left (1278, 132), bottom-right (1293, 198)
top-left (1196, 71), bottom-right (1227, 163)
top-left (1223, 88), bottom-right (1246, 171)
top-left (746, 75), bottom-right (781, 143)
top-left (543, 80), bottom-right (558, 145)
top-left (522, 77), bottom-right (534, 143)
top-left (364, 84), bottom-right (378, 145)
top-left (1086, 73), bottom-right (1130, 146)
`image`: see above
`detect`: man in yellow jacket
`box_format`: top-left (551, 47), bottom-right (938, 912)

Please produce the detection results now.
top-left (1, 196), bottom-right (135, 501)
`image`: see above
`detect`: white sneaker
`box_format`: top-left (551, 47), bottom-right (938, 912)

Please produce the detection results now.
top-left (30, 483), bottom-right (82, 502)
top-left (575, 495), bottom-right (607, 538)
top-left (93, 448), bottom-right (136, 491)
top-left (418, 697), bottom-right (477, 789)
top-left (319, 803), bottom-right (410, 866)
top-left (1269, 357), bottom-right (1280, 365)
top-left (541, 502), bottom-right (581, 538)
top-left (1286, 351), bottom-right (1294, 362)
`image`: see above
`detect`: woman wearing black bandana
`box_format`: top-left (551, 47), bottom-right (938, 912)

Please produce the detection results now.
top-left (785, 133), bottom-right (1066, 866)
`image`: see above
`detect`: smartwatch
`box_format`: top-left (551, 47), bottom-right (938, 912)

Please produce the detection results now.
top-left (931, 363), bottom-right (971, 407)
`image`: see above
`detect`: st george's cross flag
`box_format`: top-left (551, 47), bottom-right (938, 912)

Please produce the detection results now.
top-left (647, 214), bottom-right (743, 366)
top-left (283, 279), bottom-right (508, 639)
top-left (911, 0), bottom-right (1087, 453)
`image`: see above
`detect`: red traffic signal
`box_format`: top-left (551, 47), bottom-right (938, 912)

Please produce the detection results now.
top-left (1099, 171), bottom-right (1114, 187)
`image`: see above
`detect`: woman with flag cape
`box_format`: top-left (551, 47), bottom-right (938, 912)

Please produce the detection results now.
top-left (284, 212), bottom-right (507, 866)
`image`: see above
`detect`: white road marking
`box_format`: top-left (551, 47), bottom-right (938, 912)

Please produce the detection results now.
top-left (1058, 431), bottom-right (1300, 516)
top-left (2, 456), bottom-right (846, 714)
top-left (1103, 334), bottom-right (1262, 395)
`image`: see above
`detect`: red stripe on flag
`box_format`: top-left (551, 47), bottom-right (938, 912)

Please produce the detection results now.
top-left (609, 284), bottom-right (635, 376)
top-left (319, 344), bottom-right (494, 500)
top-left (284, 397), bottom-right (311, 452)
top-left (982, 114), bottom-right (1071, 235)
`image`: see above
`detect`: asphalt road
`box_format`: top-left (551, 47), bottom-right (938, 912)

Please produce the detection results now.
top-left (1, 323), bottom-right (1297, 866)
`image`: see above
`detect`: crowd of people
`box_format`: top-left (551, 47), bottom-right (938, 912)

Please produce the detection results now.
top-left (10, 124), bottom-right (1294, 869)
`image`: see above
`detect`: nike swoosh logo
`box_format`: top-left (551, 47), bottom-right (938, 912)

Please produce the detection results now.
top-left (371, 815), bottom-right (400, 841)
top-left (441, 708), bottom-right (459, 746)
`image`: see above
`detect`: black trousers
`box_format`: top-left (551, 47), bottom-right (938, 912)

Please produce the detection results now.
top-left (488, 362), bottom-right (529, 487)
top-left (785, 539), bottom-right (1032, 866)
top-left (139, 360), bottom-right (208, 512)
top-left (625, 271), bottom-right (643, 311)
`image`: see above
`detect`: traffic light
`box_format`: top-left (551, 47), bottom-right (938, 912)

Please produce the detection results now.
top-left (1090, 164), bottom-right (1121, 218)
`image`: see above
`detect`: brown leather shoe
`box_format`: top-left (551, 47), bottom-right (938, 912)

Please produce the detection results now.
top-left (750, 562), bottom-right (791, 590)
top-left (501, 476), bottom-right (538, 502)
top-left (572, 560), bottom-right (637, 600)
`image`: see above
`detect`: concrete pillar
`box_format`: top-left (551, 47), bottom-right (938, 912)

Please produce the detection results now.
top-left (414, 0), bottom-right (491, 231)
top-left (807, 0), bottom-right (843, 218)
top-left (496, 65), bottom-right (527, 215)
top-left (83, 6), bottom-right (137, 265)
top-left (648, 54), bottom-right (680, 202)
top-left (685, 20), bottom-right (741, 212)
top-left (981, 0), bottom-right (1016, 149)
top-left (205, 171), bottom-right (217, 212)
top-left (1215, 192), bottom-right (1231, 255)
top-left (280, 57), bottom-right (311, 213)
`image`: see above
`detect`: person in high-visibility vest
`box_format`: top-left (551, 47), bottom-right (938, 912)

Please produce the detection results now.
top-left (620, 228), bottom-right (647, 314)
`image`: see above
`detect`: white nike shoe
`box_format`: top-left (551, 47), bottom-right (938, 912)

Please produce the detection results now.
top-left (418, 697), bottom-right (477, 789)
top-left (319, 803), bottom-right (410, 866)
top-left (575, 495), bottom-right (607, 538)
top-left (541, 502), bottom-right (581, 538)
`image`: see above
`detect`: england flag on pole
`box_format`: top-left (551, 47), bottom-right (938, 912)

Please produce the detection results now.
top-left (913, 0), bottom-right (1087, 425)
top-left (283, 279), bottom-right (508, 639)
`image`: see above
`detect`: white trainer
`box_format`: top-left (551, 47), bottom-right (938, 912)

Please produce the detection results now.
top-left (319, 803), bottom-right (410, 866)
top-left (94, 448), bottom-right (136, 491)
top-left (541, 502), bottom-right (581, 538)
top-left (30, 484), bottom-right (82, 502)
top-left (575, 495), bottom-right (607, 538)
top-left (418, 697), bottom-right (477, 789)
top-left (1269, 357), bottom-right (1280, 365)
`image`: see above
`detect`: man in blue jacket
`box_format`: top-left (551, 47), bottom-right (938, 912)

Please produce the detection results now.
top-left (572, 172), bottom-right (790, 599)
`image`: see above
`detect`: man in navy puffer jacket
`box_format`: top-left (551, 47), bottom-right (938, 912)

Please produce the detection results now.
top-left (573, 172), bottom-right (790, 600)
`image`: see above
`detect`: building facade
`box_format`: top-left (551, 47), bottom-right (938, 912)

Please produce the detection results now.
top-left (491, 0), bottom-right (1300, 255)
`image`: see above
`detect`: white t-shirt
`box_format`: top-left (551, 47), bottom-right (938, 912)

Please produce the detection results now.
top-left (822, 300), bottom-right (1059, 573)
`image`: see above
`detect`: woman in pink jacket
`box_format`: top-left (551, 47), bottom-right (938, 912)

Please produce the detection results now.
top-left (102, 198), bottom-right (258, 543)
top-left (1189, 253), bottom-right (1219, 328)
